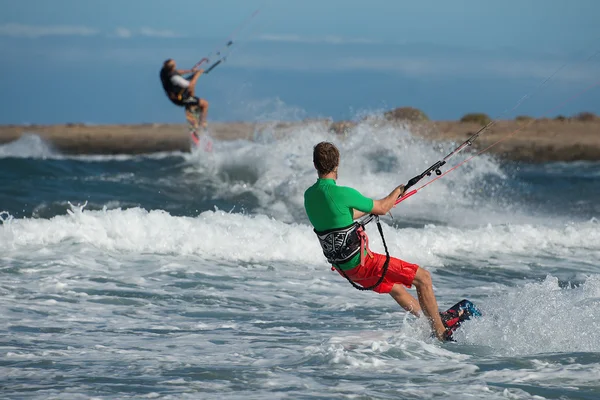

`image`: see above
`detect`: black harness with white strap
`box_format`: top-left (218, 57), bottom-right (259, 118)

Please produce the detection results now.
top-left (314, 214), bottom-right (391, 291)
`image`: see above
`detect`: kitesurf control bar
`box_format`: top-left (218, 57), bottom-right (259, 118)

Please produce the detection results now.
top-left (392, 50), bottom-right (600, 208)
top-left (196, 40), bottom-right (234, 74)
top-left (393, 55), bottom-right (576, 205)
top-left (204, 59), bottom-right (223, 74)
top-left (405, 118), bottom-right (496, 190)
top-left (404, 160), bottom-right (446, 191)
top-left (395, 124), bottom-right (492, 205)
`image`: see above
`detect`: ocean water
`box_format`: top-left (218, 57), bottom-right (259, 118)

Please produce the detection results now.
top-left (1, 124), bottom-right (600, 400)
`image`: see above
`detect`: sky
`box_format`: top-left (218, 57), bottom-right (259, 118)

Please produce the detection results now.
top-left (0, 0), bottom-right (599, 124)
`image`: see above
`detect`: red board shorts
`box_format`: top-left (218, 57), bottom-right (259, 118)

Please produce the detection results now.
top-left (335, 252), bottom-right (419, 294)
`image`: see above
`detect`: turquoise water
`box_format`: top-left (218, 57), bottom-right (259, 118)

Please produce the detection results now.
top-left (1, 125), bottom-right (600, 399)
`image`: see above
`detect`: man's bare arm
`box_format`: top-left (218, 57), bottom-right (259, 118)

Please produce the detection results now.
top-left (351, 185), bottom-right (405, 219)
top-left (188, 69), bottom-right (204, 86)
top-left (175, 68), bottom-right (197, 75)
top-left (353, 209), bottom-right (368, 219)
top-left (370, 185), bottom-right (405, 215)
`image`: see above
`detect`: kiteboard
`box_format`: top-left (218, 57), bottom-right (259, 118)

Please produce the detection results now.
top-left (189, 128), bottom-right (213, 152)
top-left (439, 299), bottom-right (482, 341)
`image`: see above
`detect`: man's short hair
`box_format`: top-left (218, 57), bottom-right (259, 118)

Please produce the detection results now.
top-left (313, 142), bottom-right (340, 175)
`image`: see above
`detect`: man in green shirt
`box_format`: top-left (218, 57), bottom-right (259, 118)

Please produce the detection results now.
top-left (304, 141), bottom-right (448, 341)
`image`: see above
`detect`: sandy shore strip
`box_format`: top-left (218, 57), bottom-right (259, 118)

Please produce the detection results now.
top-left (1, 119), bottom-right (599, 162)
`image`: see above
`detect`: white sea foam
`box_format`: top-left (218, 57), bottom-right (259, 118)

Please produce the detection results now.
top-left (175, 119), bottom-right (559, 229)
top-left (2, 204), bottom-right (599, 399)
top-left (457, 275), bottom-right (600, 355)
top-left (1, 205), bottom-right (598, 272)
top-left (0, 133), bottom-right (58, 158)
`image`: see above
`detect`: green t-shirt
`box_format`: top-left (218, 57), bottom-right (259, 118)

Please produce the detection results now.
top-left (304, 178), bottom-right (374, 270)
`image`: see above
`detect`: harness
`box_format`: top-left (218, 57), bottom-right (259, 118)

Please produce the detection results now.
top-left (314, 222), bottom-right (368, 265)
top-left (159, 68), bottom-right (188, 102)
top-left (314, 215), bottom-right (391, 291)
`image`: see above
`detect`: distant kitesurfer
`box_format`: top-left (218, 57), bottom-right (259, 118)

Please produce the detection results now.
top-left (159, 59), bottom-right (209, 130)
top-left (304, 141), bottom-right (450, 341)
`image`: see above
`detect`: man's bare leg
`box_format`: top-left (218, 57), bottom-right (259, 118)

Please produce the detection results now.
top-left (411, 268), bottom-right (447, 340)
top-left (188, 71), bottom-right (202, 96)
top-left (185, 109), bottom-right (198, 130)
top-left (198, 99), bottom-right (209, 129)
top-left (389, 284), bottom-right (421, 317)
